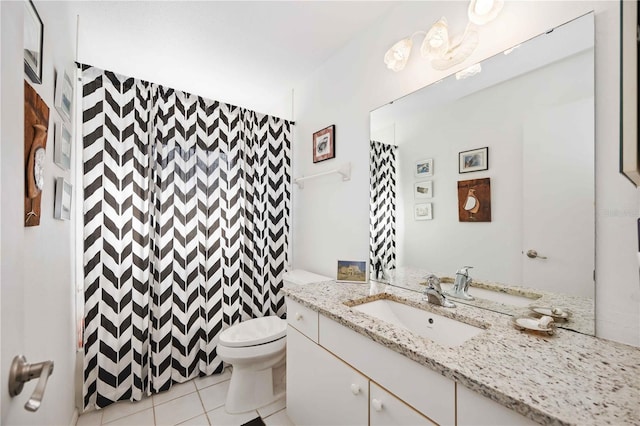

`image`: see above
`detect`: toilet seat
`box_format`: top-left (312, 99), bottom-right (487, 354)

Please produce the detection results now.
top-left (219, 316), bottom-right (286, 348)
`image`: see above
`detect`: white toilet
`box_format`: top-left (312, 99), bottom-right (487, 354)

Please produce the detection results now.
top-left (217, 269), bottom-right (331, 414)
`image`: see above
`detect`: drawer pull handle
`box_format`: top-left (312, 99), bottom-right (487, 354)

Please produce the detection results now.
top-left (350, 384), bottom-right (360, 395)
top-left (372, 398), bottom-right (383, 412)
top-left (295, 312), bottom-right (303, 321)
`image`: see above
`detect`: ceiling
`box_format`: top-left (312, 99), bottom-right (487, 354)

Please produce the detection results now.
top-left (73, 1), bottom-right (398, 116)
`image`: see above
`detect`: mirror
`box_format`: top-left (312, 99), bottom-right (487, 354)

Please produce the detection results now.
top-left (369, 14), bottom-right (595, 335)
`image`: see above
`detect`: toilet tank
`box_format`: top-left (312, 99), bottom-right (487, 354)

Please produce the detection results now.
top-left (282, 269), bottom-right (331, 286)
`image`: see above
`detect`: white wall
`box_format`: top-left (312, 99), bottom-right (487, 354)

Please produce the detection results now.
top-left (1, 1), bottom-right (77, 424)
top-left (292, 1), bottom-right (640, 347)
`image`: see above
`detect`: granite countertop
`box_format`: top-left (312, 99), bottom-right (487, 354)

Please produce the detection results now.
top-left (283, 280), bottom-right (640, 426)
top-left (382, 266), bottom-right (595, 335)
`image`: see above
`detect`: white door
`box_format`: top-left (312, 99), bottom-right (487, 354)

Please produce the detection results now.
top-left (287, 327), bottom-right (369, 425)
top-left (522, 98), bottom-right (594, 297)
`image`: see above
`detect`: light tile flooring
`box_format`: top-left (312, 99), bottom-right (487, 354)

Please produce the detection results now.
top-left (76, 369), bottom-right (294, 426)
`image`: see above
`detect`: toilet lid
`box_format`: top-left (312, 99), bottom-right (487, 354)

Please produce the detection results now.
top-left (219, 316), bottom-right (287, 347)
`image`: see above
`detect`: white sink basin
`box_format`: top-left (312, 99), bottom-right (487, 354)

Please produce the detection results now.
top-left (440, 283), bottom-right (538, 307)
top-left (351, 299), bottom-right (484, 348)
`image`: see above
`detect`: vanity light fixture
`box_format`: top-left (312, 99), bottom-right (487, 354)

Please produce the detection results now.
top-left (503, 44), bottom-right (521, 55)
top-left (384, 0), bottom-right (502, 72)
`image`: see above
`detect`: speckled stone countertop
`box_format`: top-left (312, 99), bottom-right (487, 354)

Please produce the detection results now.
top-left (283, 280), bottom-right (640, 426)
top-left (381, 266), bottom-right (595, 335)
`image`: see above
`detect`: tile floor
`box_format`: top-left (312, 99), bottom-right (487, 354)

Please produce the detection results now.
top-left (76, 369), bottom-right (294, 426)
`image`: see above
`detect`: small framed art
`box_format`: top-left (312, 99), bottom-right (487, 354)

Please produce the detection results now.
top-left (313, 125), bottom-right (335, 163)
top-left (54, 177), bottom-right (72, 220)
top-left (55, 68), bottom-right (74, 122)
top-left (24, 0), bottom-right (43, 84)
top-left (414, 180), bottom-right (433, 199)
top-left (336, 260), bottom-right (367, 283)
top-left (54, 122), bottom-right (72, 170)
top-left (414, 203), bottom-right (433, 220)
top-left (415, 158), bottom-right (433, 177)
top-left (459, 147), bottom-right (488, 173)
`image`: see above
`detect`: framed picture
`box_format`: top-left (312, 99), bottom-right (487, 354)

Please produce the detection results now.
top-left (336, 260), bottom-right (367, 283)
top-left (620, 0), bottom-right (639, 186)
top-left (414, 180), bottom-right (433, 199)
top-left (415, 158), bottom-right (433, 177)
top-left (55, 69), bottom-right (74, 122)
top-left (459, 147), bottom-right (489, 173)
top-left (54, 177), bottom-right (72, 220)
top-left (54, 122), bottom-right (72, 170)
top-left (313, 125), bottom-right (335, 163)
top-left (24, 0), bottom-right (43, 85)
top-left (458, 178), bottom-right (491, 222)
top-left (414, 203), bottom-right (433, 220)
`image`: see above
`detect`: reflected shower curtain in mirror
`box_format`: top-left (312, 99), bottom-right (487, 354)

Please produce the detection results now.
top-left (81, 66), bottom-right (291, 410)
top-left (369, 141), bottom-right (397, 278)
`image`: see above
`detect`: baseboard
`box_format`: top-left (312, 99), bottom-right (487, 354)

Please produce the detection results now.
top-left (70, 407), bottom-right (79, 426)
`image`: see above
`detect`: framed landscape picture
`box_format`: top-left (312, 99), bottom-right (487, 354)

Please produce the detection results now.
top-left (459, 147), bottom-right (488, 173)
top-left (415, 158), bottom-right (433, 177)
top-left (336, 260), bottom-right (367, 283)
top-left (24, 0), bottom-right (43, 84)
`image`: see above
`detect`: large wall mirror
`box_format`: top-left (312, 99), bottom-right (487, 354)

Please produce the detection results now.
top-left (369, 13), bottom-right (595, 335)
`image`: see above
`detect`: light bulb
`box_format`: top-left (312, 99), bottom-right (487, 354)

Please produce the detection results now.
top-left (468, 0), bottom-right (504, 25)
top-left (421, 18), bottom-right (450, 59)
top-left (384, 38), bottom-right (413, 72)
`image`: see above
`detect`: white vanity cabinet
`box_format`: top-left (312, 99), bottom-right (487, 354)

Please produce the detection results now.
top-left (287, 326), bottom-right (369, 425)
top-left (369, 382), bottom-right (436, 426)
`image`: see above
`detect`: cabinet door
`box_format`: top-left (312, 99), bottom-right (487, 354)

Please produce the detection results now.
top-left (370, 382), bottom-right (436, 426)
top-left (287, 326), bottom-right (369, 426)
top-left (457, 385), bottom-right (538, 426)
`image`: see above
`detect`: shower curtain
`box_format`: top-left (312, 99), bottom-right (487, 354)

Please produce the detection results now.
top-left (81, 66), bottom-right (291, 409)
top-left (369, 140), bottom-right (397, 278)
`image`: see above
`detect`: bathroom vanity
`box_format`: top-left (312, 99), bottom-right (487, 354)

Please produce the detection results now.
top-left (283, 281), bottom-right (640, 426)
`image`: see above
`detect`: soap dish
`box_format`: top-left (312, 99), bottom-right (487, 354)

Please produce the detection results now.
top-left (511, 317), bottom-right (556, 335)
top-left (529, 306), bottom-right (571, 320)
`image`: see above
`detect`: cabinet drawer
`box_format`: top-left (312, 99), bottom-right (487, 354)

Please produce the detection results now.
top-left (286, 297), bottom-right (319, 342)
top-left (319, 314), bottom-right (455, 425)
top-left (457, 384), bottom-right (538, 426)
top-left (370, 382), bottom-right (436, 426)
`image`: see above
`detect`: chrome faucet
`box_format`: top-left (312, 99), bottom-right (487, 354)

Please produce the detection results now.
top-left (447, 266), bottom-right (474, 300)
top-left (423, 274), bottom-right (455, 308)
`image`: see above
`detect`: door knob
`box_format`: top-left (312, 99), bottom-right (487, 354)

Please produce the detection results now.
top-left (295, 312), bottom-right (303, 321)
top-left (526, 249), bottom-right (548, 259)
top-left (371, 398), bottom-right (383, 412)
top-left (8, 355), bottom-right (54, 412)
top-left (350, 384), bottom-right (361, 395)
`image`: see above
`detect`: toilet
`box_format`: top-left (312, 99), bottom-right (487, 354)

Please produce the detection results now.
top-left (217, 269), bottom-right (331, 413)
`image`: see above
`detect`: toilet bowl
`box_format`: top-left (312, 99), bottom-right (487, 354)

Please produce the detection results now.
top-left (217, 269), bottom-right (331, 414)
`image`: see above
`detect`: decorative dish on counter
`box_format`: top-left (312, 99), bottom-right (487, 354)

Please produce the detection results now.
top-left (529, 306), bottom-right (571, 321)
top-left (511, 316), bottom-right (556, 336)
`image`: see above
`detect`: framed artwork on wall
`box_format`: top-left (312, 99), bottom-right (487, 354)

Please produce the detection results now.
top-left (55, 68), bottom-right (74, 122)
top-left (414, 181), bottom-right (433, 199)
top-left (415, 158), bottom-right (433, 177)
top-left (459, 147), bottom-right (489, 173)
top-left (24, 0), bottom-right (43, 85)
top-left (54, 122), bottom-right (72, 170)
top-left (54, 177), bottom-right (72, 220)
top-left (458, 178), bottom-right (491, 222)
top-left (336, 260), bottom-right (367, 283)
top-left (414, 203), bottom-right (433, 220)
top-left (313, 125), bottom-right (335, 163)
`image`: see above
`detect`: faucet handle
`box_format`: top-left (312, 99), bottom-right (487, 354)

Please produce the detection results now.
top-left (423, 274), bottom-right (441, 291)
top-left (456, 266), bottom-right (474, 276)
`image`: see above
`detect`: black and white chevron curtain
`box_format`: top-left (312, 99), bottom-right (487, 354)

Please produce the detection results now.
top-left (369, 140), bottom-right (397, 277)
top-left (81, 65), bottom-right (291, 410)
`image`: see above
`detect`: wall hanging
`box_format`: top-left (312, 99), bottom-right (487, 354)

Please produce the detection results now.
top-left (53, 177), bottom-right (72, 220)
top-left (414, 181), bottom-right (433, 199)
top-left (24, 81), bottom-right (49, 226)
top-left (23, 0), bottom-right (43, 84)
top-left (54, 121), bottom-right (72, 170)
top-left (458, 177), bottom-right (491, 222)
top-left (54, 68), bottom-right (74, 122)
top-left (459, 147), bottom-right (488, 173)
top-left (313, 124), bottom-right (335, 163)
top-left (415, 158), bottom-right (433, 177)
top-left (620, 0), bottom-right (639, 186)
top-left (415, 202), bottom-right (433, 221)
top-left (336, 260), bottom-right (367, 283)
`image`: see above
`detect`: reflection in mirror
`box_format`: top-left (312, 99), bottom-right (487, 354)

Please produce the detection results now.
top-left (369, 13), bottom-right (595, 335)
